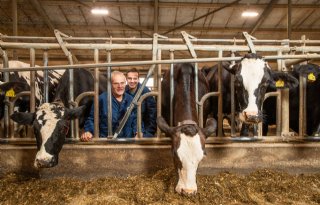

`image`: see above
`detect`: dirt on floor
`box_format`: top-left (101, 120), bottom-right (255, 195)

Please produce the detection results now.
top-left (0, 168), bottom-right (319, 205)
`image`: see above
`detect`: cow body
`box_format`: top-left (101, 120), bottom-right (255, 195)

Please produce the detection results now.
top-left (204, 53), bottom-right (298, 136)
top-left (11, 68), bottom-right (108, 168)
top-left (158, 63), bottom-right (216, 195)
top-left (0, 60), bottom-right (65, 118)
top-left (263, 63), bottom-right (320, 136)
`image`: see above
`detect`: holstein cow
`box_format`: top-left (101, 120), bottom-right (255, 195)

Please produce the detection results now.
top-left (11, 68), bottom-right (108, 168)
top-left (0, 61), bottom-right (65, 136)
top-left (157, 63), bottom-right (217, 195)
top-left (263, 63), bottom-right (320, 136)
top-left (205, 53), bottom-right (299, 136)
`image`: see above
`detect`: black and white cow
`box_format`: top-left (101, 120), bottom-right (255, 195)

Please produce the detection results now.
top-left (158, 63), bottom-right (217, 195)
top-left (0, 61), bottom-right (65, 136)
top-left (263, 63), bottom-right (320, 136)
top-left (205, 53), bottom-right (299, 136)
top-left (11, 68), bottom-right (108, 168)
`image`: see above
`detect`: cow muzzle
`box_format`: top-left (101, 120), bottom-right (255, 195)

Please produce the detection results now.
top-left (34, 156), bottom-right (57, 168)
top-left (243, 111), bottom-right (261, 123)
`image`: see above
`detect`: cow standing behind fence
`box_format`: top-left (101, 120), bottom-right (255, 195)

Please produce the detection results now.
top-left (10, 68), bottom-right (108, 168)
top-left (158, 63), bottom-right (217, 195)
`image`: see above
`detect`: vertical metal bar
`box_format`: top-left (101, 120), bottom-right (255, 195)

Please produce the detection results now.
top-left (156, 49), bottom-right (162, 138)
top-left (43, 51), bottom-right (49, 103)
top-left (93, 49), bottom-right (100, 138)
top-left (299, 35), bottom-right (307, 136)
top-left (195, 62), bottom-right (199, 115)
top-left (2, 52), bottom-right (10, 138)
top-left (67, 54), bottom-right (75, 138)
top-left (169, 50), bottom-right (174, 126)
top-left (276, 90), bottom-right (281, 136)
top-left (12, 0), bottom-right (18, 60)
top-left (29, 48), bottom-right (36, 113)
top-left (278, 50), bottom-right (290, 136)
top-left (230, 52), bottom-right (236, 136)
top-left (217, 50), bottom-right (223, 137)
top-left (106, 50), bottom-right (113, 137)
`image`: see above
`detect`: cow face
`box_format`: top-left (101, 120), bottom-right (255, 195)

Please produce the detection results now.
top-left (157, 117), bottom-right (216, 195)
top-left (10, 103), bottom-right (85, 168)
top-left (224, 53), bottom-right (298, 124)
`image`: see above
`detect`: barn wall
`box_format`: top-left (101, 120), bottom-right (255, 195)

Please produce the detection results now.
top-left (0, 143), bottom-right (319, 178)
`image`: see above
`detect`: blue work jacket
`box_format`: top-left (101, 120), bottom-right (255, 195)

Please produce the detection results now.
top-left (84, 92), bottom-right (137, 138)
top-left (125, 83), bottom-right (157, 137)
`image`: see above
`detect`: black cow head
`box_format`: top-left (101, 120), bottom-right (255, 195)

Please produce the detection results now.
top-left (10, 102), bottom-right (85, 168)
top-left (223, 53), bottom-right (298, 124)
top-left (157, 116), bottom-right (217, 195)
top-left (293, 63), bottom-right (320, 81)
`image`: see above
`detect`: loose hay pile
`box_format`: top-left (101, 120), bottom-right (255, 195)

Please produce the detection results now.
top-left (0, 169), bottom-right (319, 205)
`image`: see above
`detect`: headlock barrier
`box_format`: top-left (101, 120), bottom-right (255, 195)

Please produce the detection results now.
top-left (0, 31), bottom-right (320, 176)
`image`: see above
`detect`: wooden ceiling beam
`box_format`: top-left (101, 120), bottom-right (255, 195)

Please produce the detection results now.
top-left (250, 0), bottom-right (279, 35)
top-left (2, 24), bottom-right (320, 34)
top-left (38, 1), bottom-right (320, 9)
top-left (29, 0), bottom-right (55, 31)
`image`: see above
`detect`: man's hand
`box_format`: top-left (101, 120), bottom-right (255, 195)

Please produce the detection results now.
top-left (80, 131), bottom-right (93, 142)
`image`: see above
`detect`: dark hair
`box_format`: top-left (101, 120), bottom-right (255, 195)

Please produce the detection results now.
top-left (126, 68), bottom-right (139, 77)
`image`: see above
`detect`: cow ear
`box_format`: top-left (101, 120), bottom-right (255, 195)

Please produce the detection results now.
top-left (202, 118), bottom-right (217, 138)
top-left (293, 64), bottom-right (320, 82)
top-left (10, 112), bottom-right (35, 125)
top-left (222, 62), bottom-right (238, 75)
top-left (269, 71), bottom-right (299, 89)
top-left (157, 116), bottom-right (175, 138)
top-left (0, 82), bottom-right (28, 93)
top-left (64, 105), bottom-right (86, 120)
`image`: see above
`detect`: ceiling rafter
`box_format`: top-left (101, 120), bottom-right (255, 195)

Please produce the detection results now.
top-left (162, 0), bottom-right (241, 35)
top-left (250, 0), bottom-right (279, 35)
top-left (72, 0), bottom-right (151, 37)
top-left (79, 6), bottom-right (95, 37)
top-left (39, 1), bottom-right (320, 9)
top-left (29, 0), bottom-right (55, 31)
top-left (294, 9), bottom-right (315, 29)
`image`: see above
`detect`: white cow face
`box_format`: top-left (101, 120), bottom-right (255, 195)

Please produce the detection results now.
top-left (224, 53), bottom-right (299, 124)
top-left (157, 117), bottom-right (216, 195)
top-left (11, 103), bottom-right (85, 168)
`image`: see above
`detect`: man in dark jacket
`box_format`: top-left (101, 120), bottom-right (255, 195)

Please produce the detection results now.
top-left (125, 68), bottom-right (157, 137)
top-left (81, 71), bottom-right (137, 141)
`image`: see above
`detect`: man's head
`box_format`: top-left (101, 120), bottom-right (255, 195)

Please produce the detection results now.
top-left (126, 68), bottom-right (139, 91)
top-left (111, 71), bottom-right (126, 98)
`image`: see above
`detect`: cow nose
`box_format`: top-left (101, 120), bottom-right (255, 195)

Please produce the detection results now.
top-left (34, 157), bottom-right (56, 168)
top-left (244, 111), bottom-right (260, 123)
top-left (181, 188), bottom-right (197, 195)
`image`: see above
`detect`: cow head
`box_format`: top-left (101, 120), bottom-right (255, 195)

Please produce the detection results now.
top-left (10, 102), bottom-right (85, 168)
top-left (157, 116), bottom-right (216, 195)
top-left (292, 63), bottom-right (320, 81)
top-left (223, 53), bottom-right (298, 124)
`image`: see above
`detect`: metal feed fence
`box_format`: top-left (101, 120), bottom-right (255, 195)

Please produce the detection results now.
top-left (1, 31), bottom-right (320, 143)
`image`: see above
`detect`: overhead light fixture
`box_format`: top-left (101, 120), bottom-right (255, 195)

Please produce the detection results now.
top-left (91, 8), bottom-right (109, 15)
top-left (242, 11), bottom-right (258, 17)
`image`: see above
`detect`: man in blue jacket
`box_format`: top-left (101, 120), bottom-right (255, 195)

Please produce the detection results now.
top-left (81, 71), bottom-right (137, 141)
top-left (125, 68), bottom-right (157, 137)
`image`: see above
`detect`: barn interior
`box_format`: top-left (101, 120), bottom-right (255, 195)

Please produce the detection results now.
top-left (0, 0), bottom-right (320, 186)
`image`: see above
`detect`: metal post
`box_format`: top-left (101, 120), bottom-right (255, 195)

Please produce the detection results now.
top-left (279, 50), bottom-right (290, 136)
top-left (217, 50), bottom-right (223, 137)
top-left (156, 49), bottom-right (162, 138)
top-left (169, 50), bottom-right (174, 126)
top-left (230, 52), bottom-right (236, 136)
top-left (43, 51), bottom-right (49, 103)
top-left (1, 50), bottom-right (10, 138)
top-left (93, 49), bottom-right (100, 138)
top-left (106, 50), bottom-right (113, 137)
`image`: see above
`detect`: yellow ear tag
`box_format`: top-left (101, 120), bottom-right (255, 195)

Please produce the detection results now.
top-left (5, 88), bottom-right (16, 97)
top-left (275, 79), bottom-right (284, 88)
top-left (307, 73), bottom-right (316, 82)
